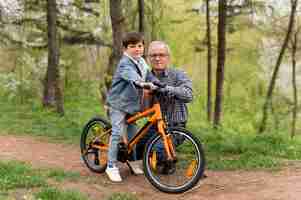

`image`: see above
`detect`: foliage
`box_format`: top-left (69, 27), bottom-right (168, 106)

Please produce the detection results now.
top-left (0, 49), bottom-right (46, 103)
top-left (0, 0), bottom-right (301, 173)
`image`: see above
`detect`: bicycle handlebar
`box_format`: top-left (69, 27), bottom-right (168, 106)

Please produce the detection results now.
top-left (152, 80), bottom-right (167, 89)
top-left (136, 80), bottom-right (167, 90)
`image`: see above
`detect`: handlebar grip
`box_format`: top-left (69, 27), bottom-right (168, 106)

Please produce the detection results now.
top-left (152, 80), bottom-right (166, 88)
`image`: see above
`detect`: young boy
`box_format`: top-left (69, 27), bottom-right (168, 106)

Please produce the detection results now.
top-left (106, 32), bottom-right (156, 182)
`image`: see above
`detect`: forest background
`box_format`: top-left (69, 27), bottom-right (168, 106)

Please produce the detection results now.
top-left (1, 0), bottom-right (301, 172)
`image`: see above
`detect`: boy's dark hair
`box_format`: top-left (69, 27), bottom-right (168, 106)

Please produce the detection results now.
top-left (122, 32), bottom-right (144, 48)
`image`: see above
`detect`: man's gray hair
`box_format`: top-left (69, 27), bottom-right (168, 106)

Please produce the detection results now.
top-left (148, 41), bottom-right (171, 56)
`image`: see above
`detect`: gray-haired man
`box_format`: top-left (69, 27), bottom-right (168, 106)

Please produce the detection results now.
top-left (136, 41), bottom-right (193, 172)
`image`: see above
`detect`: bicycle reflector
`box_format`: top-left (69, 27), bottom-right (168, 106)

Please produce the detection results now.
top-left (186, 160), bottom-right (197, 177)
top-left (150, 150), bottom-right (157, 171)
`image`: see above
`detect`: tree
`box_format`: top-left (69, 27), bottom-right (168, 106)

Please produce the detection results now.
top-left (99, 0), bottom-right (124, 106)
top-left (289, 17), bottom-right (301, 138)
top-left (259, 0), bottom-right (298, 133)
top-left (0, 0), bottom-right (110, 48)
top-left (214, 0), bottom-right (227, 127)
top-left (138, 0), bottom-right (145, 34)
top-left (108, 0), bottom-right (124, 76)
top-left (43, 0), bottom-right (64, 115)
top-left (205, 0), bottom-right (213, 122)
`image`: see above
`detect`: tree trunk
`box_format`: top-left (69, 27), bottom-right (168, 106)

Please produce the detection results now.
top-left (138, 0), bottom-right (145, 34)
top-left (100, 0), bottom-right (124, 106)
top-left (259, 0), bottom-right (298, 133)
top-left (108, 0), bottom-right (124, 77)
top-left (206, 0), bottom-right (213, 122)
top-left (213, 0), bottom-right (227, 127)
top-left (291, 31), bottom-right (298, 138)
top-left (44, 0), bottom-right (64, 115)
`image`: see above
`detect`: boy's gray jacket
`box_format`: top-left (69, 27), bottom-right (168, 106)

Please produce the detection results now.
top-left (106, 55), bottom-right (148, 114)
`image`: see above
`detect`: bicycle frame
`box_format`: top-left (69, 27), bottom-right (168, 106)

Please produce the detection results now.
top-left (126, 102), bottom-right (176, 161)
top-left (92, 100), bottom-right (176, 162)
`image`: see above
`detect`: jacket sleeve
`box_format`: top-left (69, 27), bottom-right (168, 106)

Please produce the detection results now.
top-left (167, 70), bottom-right (193, 103)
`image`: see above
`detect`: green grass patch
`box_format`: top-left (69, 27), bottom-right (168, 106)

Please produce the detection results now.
top-left (0, 160), bottom-right (81, 192)
top-left (0, 93), bottom-right (104, 144)
top-left (44, 168), bottom-right (81, 182)
top-left (35, 187), bottom-right (90, 200)
top-left (192, 126), bottom-right (301, 170)
top-left (0, 160), bottom-right (46, 191)
top-left (0, 160), bottom-right (88, 199)
top-left (106, 193), bottom-right (139, 200)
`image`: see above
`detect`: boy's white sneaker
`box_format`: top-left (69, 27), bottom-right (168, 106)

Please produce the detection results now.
top-left (106, 166), bottom-right (122, 182)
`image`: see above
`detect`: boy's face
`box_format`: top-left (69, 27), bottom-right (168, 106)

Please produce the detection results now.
top-left (124, 42), bottom-right (144, 60)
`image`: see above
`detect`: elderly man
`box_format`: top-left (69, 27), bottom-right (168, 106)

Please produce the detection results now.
top-left (135, 41), bottom-right (193, 166)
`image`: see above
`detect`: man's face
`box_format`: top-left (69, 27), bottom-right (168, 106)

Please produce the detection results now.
top-left (148, 45), bottom-right (170, 71)
top-left (124, 42), bottom-right (144, 60)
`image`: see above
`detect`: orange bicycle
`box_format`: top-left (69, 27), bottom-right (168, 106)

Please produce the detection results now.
top-left (80, 83), bottom-right (205, 193)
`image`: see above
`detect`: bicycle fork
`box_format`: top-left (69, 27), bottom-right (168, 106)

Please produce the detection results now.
top-left (157, 120), bottom-right (177, 161)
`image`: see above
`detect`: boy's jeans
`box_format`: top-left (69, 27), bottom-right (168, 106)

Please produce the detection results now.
top-left (108, 108), bottom-right (137, 167)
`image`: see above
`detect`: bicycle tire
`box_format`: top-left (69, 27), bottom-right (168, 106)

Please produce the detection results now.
top-left (80, 117), bottom-right (111, 173)
top-left (143, 127), bottom-right (205, 193)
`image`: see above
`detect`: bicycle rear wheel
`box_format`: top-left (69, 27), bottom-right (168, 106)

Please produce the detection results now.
top-left (143, 127), bottom-right (205, 193)
top-left (80, 117), bottom-right (111, 173)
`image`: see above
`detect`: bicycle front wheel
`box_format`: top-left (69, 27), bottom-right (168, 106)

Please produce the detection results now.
top-left (80, 117), bottom-right (111, 173)
top-left (143, 127), bottom-right (205, 193)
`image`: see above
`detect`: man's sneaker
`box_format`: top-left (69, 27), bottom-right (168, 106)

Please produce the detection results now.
top-left (127, 161), bottom-right (144, 175)
top-left (105, 166), bottom-right (122, 182)
top-left (131, 165), bottom-right (144, 175)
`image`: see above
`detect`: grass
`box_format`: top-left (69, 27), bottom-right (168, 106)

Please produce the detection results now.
top-left (191, 125), bottom-right (301, 170)
top-left (0, 160), bottom-right (88, 200)
top-left (44, 168), bottom-right (81, 182)
top-left (106, 193), bottom-right (139, 200)
top-left (0, 160), bottom-right (81, 191)
top-left (0, 91), bottom-right (105, 144)
top-left (0, 160), bottom-right (46, 191)
top-left (35, 187), bottom-right (90, 200)
top-left (0, 160), bottom-right (137, 200)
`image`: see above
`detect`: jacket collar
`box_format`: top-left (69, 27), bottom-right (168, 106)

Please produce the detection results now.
top-left (152, 68), bottom-right (169, 78)
top-left (123, 53), bottom-right (143, 77)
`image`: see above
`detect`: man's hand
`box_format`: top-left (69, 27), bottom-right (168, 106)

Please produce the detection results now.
top-left (158, 85), bottom-right (173, 94)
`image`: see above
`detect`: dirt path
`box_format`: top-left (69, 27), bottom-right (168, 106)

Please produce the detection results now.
top-left (0, 134), bottom-right (301, 200)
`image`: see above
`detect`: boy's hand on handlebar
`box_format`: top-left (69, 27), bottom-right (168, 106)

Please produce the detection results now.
top-left (143, 82), bottom-right (158, 90)
top-left (135, 81), bottom-right (158, 90)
